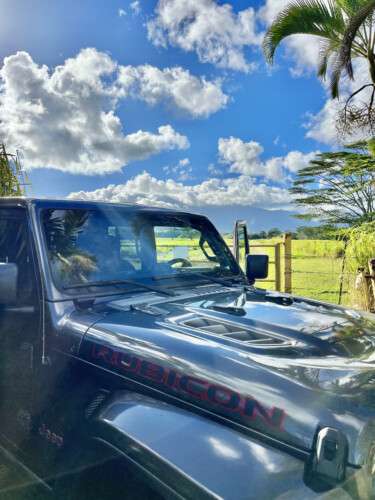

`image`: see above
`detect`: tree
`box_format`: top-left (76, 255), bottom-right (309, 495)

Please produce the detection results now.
top-left (296, 225), bottom-right (337, 239)
top-left (290, 142), bottom-right (375, 227)
top-left (267, 228), bottom-right (283, 238)
top-left (0, 144), bottom-right (23, 196)
top-left (263, 0), bottom-right (375, 131)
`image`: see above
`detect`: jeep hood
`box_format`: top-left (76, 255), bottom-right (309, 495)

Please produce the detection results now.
top-left (79, 285), bottom-right (375, 466)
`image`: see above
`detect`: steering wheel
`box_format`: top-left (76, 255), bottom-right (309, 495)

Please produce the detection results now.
top-left (168, 258), bottom-right (192, 268)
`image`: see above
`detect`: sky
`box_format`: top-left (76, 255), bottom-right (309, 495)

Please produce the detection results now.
top-left (0, 0), bottom-right (358, 226)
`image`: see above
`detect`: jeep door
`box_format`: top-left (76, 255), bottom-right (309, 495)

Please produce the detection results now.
top-left (0, 206), bottom-right (40, 449)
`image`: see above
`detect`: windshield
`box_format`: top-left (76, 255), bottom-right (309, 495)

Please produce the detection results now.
top-left (41, 207), bottom-right (241, 291)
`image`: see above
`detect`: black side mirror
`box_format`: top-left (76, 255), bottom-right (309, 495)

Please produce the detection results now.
top-left (0, 263), bottom-right (18, 305)
top-left (246, 254), bottom-right (268, 285)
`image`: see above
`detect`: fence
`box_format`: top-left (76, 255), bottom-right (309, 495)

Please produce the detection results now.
top-left (248, 234), bottom-right (292, 293)
top-left (247, 235), bottom-right (358, 306)
top-left (352, 259), bottom-right (375, 312)
top-left (123, 234), bottom-right (369, 308)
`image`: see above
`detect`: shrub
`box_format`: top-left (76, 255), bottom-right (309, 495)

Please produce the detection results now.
top-left (344, 222), bottom-right (375, 272)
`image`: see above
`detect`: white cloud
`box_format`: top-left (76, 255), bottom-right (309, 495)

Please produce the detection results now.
top-left (305, 101), bottom-right (341, 145)
top-left (0, 49), bottom-right (232, 174)
top-left (118, 8), bottom-right (126, 17)
top-left (130, 1), bottom-right (141, 15)
top-left (218, 137), bottom-right (264, 176)
top-left (147, 0), bottom-right (260, 72)
top-left (69, 171), bottom-right (292, 210)
top-left (207, 163), bottom-right (222, 176)
top-left (117, 64), bottom-right (228, 117)
top-left (282, 150), bottom-right (317, 173)
top-left (163, 157), bottom-right (194, 180)
top-left (258, 0), bottom-right (290, 25)
top-left (218, 137), bottom-right (317, 180)
top-left (144, 0), bottom-right (328, 77)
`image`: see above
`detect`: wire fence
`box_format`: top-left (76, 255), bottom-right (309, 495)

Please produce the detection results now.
top-left (122, 237), bottom-right (359, 307)
top-left (236, 237), bottom-right (357, 306)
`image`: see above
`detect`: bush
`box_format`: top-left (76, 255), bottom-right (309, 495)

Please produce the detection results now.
top-left (344, 222), bottom-right (375, 272)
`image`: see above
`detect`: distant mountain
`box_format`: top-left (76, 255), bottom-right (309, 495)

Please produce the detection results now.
top-left (192, 206), bottom-right (304, 234)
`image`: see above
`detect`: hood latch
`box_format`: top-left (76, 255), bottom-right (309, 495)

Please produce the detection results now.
top-left (305, 427), bottom-right (348, 490)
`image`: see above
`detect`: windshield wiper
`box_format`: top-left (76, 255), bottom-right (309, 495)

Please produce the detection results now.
top-left (153, 271), bottom-right (246, 287)
top-left (63, 279), bottom-right (174, 296)
top-left (186, 272), bottom-right (246, 287)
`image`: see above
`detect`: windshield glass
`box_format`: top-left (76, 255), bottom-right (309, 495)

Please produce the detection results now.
top-left (41, 207), bottom-right (240, 290)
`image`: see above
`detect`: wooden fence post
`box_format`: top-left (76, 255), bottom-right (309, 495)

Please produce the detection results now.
top-left (354, 268), bottom-right (371, 311)
top-left (283, 233), bottom-right (292, 294)
top-left (275, 243), bottom-right (281, 291)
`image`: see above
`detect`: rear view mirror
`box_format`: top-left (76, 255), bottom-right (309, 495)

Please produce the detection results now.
top-left (0, 263), bottom-right (18, 305)
top-left (246, 254), bottom-right (268, 285)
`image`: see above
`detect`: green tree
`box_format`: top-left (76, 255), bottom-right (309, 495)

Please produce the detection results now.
top-left (0, 144), bottom-right (23, 196)
top-left (290, 142), bottom-right (375, 227)
top-left (296, 225), bottom-right (337, 239)
top-left (263, 0), bottom-right (375, 129)
top-left (267, 228), bottom-right (283, 238)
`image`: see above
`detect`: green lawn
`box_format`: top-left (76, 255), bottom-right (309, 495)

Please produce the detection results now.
top-left (153, 237), bottom-right (354, 306)
top-left (242, 238), bottom-right (352, 305)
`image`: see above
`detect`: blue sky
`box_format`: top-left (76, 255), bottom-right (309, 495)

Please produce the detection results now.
top-left (0, 0), bottom-right (340, 223)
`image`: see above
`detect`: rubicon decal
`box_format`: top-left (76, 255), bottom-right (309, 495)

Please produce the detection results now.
top-left (89, 343), bottom-right (286, 430)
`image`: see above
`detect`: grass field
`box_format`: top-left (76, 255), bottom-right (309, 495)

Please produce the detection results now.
top-left (154, 237), bottom-right (353, 306)
top-left (245, 239), bottom-right (351, 305)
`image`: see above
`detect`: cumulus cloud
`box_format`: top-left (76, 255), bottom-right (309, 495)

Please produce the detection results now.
top-left (0, 49), bottom-right (230, 174)
top-left (147, 0), bottom-right (260, 72)
top-left (146, 0), bottom-right (324, 74)
top-left (218, 137), bottom-right (317, 180)
top-left (0, 49), bottom-right (188, 174)
top-left (68, 134), bottom-right (320, 211)
top-left (118, 8), bottom-right (126, 17)
top-left (130, 1), bottom-right (141, 15)
top-left (218, 137), bottom-right (264, 176)
top-left (69, 171), bottom-right (292, 210)
top-left (145, 0), bottom-right (331, 77)
top-left (163, 157), bottom-right (194, 180)
top-left (117, 65), bottom-right (228, 117)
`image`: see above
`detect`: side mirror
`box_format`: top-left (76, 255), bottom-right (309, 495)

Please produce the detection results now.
top-left (246, 254), bottom-right (268, 285)
top-left (0, 263), bottom-right (18, 305)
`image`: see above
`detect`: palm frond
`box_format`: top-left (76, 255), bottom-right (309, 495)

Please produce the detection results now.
top-left (331, 52), bottom-right (345, 97)
top-left (263, 0), bottom-right (345, 63)
top-left (336, 0), bottom-right (370, 15)
top-left (331, 0), bottom-right (375, 96)
top-left (317, 39), bottom-right (339, 78)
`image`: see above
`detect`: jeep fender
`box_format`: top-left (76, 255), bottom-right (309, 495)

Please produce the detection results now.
top-left (89, 391), bottom-right (319, 500)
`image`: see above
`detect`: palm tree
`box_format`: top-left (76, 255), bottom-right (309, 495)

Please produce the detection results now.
top-left (0, 144), bottom-right (23, 196)
top-left (263, 0), bottom-right (375, 117)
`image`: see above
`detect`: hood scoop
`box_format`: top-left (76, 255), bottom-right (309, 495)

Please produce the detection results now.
top-left (175, 313), bottom-right (288, 347)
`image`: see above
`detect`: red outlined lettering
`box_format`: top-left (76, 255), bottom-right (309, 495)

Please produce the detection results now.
top-left (179, 375), bottom-right (209, 400)
top-left (207, 385), bottom-right (240, 410)
top-left (88, 342), bottom-right (286, 431)
top-left (139, 360), bottom-right (165, 382)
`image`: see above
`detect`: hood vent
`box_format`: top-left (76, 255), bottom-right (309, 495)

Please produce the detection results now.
top-left (180, 315), bottom-right (286, 346)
